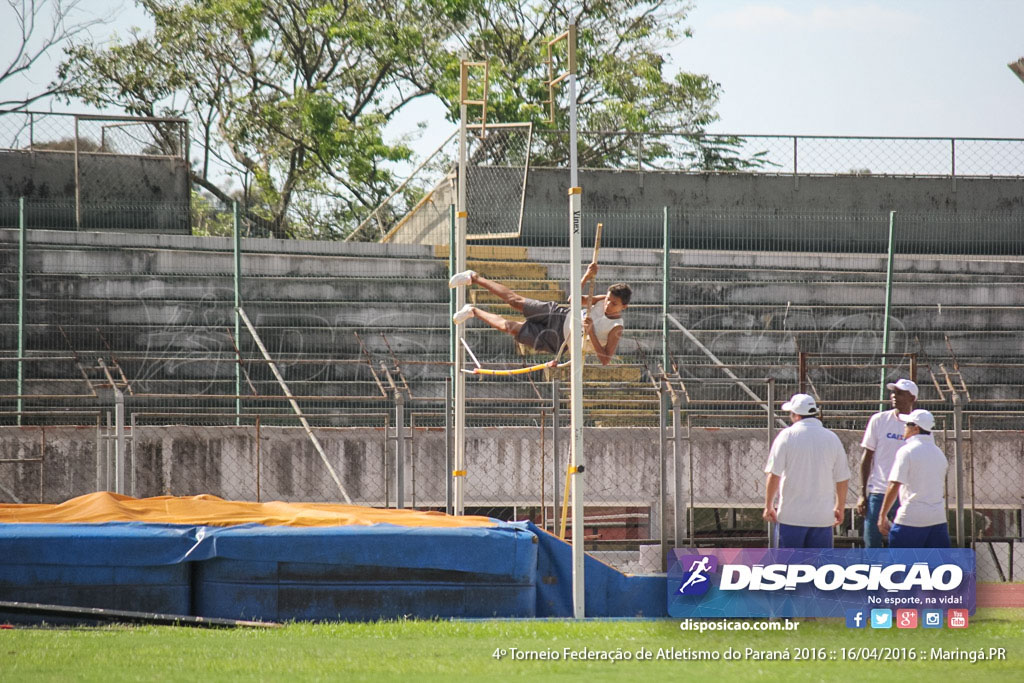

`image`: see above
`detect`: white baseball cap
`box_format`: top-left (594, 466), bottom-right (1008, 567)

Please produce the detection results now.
top-left (899, 409), bottom-right (935, 431)
top-left (886, 378), bottom-right (919, 398)
top-left (781, 393), bottom-right (818, 416)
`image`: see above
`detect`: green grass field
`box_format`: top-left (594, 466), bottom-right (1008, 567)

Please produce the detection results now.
top-left (2, 609), bottom-right (1022, 681)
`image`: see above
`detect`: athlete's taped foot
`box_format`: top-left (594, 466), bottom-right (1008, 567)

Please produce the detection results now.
top-left (448, 270), bottom-right (476, 288)
top-left (453, 304), bottom-right (475, 325)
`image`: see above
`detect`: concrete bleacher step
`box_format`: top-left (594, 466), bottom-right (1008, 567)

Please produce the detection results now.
top-left (11, 274), bottom-right (450, 304)
top-left (666, 280), bottom-right (1024, 306)
top-left (433, 245), bottom-right (530, 262)
top-left (583, 390), bottom-right (653, 404)
top-left (470, 288), bottom-right (563, 304)
top-left (591, 413), bottom-right (660, 427)
top-left (550, 366), bottom-right (645, 383)
top-left (584, 399), bottom-right (658, 412)
top-left (461, 260), bottom-right (549, 281)
top-left (6, 226), bottom-right (1024, 413)
top-left (9, 248), bottom-right (449, 279)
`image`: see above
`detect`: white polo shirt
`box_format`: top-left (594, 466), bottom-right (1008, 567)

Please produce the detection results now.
top-left (764, 418), bottom-right (851, 527)
top-left (889, 434), bottom-right (948, 527)
top-left (860, 409), bottom-right (910, 494)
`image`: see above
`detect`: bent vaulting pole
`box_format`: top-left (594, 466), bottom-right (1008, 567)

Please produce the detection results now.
top-left (237, 306), bottom-right (352, 503)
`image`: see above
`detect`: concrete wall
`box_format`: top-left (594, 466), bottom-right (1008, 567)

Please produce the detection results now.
top-left (0, 149), bottom-right (189, 232)
top-left (392, 167), bottom-right (1024, 252)
top-left (524, 168), bottom-right (1024, 214)
top-left (2, 425), bottom-right (1019, 510)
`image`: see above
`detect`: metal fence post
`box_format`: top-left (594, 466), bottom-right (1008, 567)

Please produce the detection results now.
top-left (879, 210), bottom-right (896, 410)
top-left (687, 413), bottom-right (694, 543)
top-left (395, 390), bottom-right (405, 509)
top-left (551, 378), bottom-right (560, 533)
top-left (95, 418), bottom-right (102, 492)
top-left (445, 377), bottom-right (453, 515)
top-left (449, 204), bottom-right (456, 384)
top-left (953, 395), bottom-right (965, 547)
top-left (114, 389), bottom-right (125, 495)
top-left (662, 206), bottom-right (669, 371)
top-left (16, 197), bottom-right (25, 426)
top-left (792, 135), bottom-right (799, 189)
top-left (130, 411), bottom-right (136, 498)
top-left (74, 116), bottom-right (81, 229)
top-left (672, 393), bottom-right (683, 549)
top-left (104, 411), bottom-right (112, 492)
top-left (255, 416), bottom-right (262, 503)
top-left (658, 379), bottom-right (668, 570)
top-left (767, 378), bottom-right (776, 547)
top-left (233, 201), bottom-right (242, 426)
top-left (951, 138), bottom-right (956, 192)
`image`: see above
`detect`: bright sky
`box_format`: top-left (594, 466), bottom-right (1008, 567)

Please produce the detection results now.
top-left (3, 0), bottom-right (1023, 143)
top-left (677, 0), bottom-right (1024, 138)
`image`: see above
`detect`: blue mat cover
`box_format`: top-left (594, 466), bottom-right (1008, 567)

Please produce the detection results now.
top-left (527, 522), bottom-right (667, 618)
top-left (193, 523), bottom-right (538, 621)
top-left (0, 523), bottom-right (198, 618)
top-left (0, 521), bottom-right (665, 621)
top-left (0, 522), bottom-right (538, 621)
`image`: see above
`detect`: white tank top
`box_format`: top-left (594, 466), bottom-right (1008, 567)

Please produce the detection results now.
top-left (563, 299), bottom-right (625, 349)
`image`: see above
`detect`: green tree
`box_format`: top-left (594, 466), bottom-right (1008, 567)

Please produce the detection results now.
top-left (428, 0), bottom-right (731, 169)
top-left (60, 0), bottom-right (746, 239)
top-left (1, 0), bottom-right (110, 112)
top-left (60, 0), bottom-right (460, 237)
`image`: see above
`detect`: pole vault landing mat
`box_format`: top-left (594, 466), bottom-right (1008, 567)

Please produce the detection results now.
top-left (0, 493), bottom-right (664, 622)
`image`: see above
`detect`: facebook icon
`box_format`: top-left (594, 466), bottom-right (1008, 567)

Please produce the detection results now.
top-left (845, 609), bottom-right (866, 629)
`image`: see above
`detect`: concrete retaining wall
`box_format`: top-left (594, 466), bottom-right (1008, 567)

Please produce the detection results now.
top-left (394, 168), bottom-right (1024, 252)
top-left (2, 425), bottom-right (1019, 509)
top-left (0, 149), bottom-right (189, 232)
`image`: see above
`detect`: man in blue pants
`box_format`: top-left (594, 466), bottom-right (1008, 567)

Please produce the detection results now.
top-left (763, 394), bottom-right (851, 548)
top-left (856, 379), bottom-right (918, 547)
top-left (878, 409), bottom-right (951, 548)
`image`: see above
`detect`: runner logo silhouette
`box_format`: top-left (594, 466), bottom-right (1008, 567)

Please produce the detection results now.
top-left (677, 555), bottom-right (718, 596)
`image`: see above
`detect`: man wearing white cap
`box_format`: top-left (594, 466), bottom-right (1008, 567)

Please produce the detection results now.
top-left (763, 394), bottom-right (851, 548)
top-left (878, 409), bottom-right (951, 548)
top-left (856, 378), bottom-right (918, 547)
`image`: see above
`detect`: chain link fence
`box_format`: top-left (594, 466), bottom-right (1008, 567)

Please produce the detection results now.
top-left (1, 198), bottom-right (1022, 577)
top-left (370, 132), bottom-right (1024, 245)
top-left (533, 131), bottom-right (1024, 176)
top-left (0, 112), bottom-right (190, 232)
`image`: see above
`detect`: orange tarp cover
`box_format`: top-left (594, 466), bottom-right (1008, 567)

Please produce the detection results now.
top-left (0, 491), bottom-right (498, 529)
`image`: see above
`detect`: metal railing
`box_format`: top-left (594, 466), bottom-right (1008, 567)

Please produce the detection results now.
top-left (531, 130), bottom-right (1024, 177)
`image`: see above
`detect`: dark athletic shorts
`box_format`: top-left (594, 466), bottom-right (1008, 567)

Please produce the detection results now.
top-left (515, 298), bottom-right (568, 354)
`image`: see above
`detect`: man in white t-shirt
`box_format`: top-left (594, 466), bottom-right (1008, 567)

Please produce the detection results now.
top-left (856, 378), bottom-right (918, 547)
top-left (763, 393), bottom-right (851, 548)
top-left (878, 409), bottom-right (950, 548)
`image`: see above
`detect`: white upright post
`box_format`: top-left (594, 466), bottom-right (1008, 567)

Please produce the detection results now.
top-left (454, 62), bottom-right (469, 516)
top-left (565, 24), bottom-right (585, 620)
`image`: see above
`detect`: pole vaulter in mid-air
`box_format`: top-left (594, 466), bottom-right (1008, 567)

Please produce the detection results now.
top-left (449, 224), bottom-right (632, 375)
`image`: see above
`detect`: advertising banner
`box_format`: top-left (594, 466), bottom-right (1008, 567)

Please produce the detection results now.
top-left (668, 548), bottom-right (975, 619)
